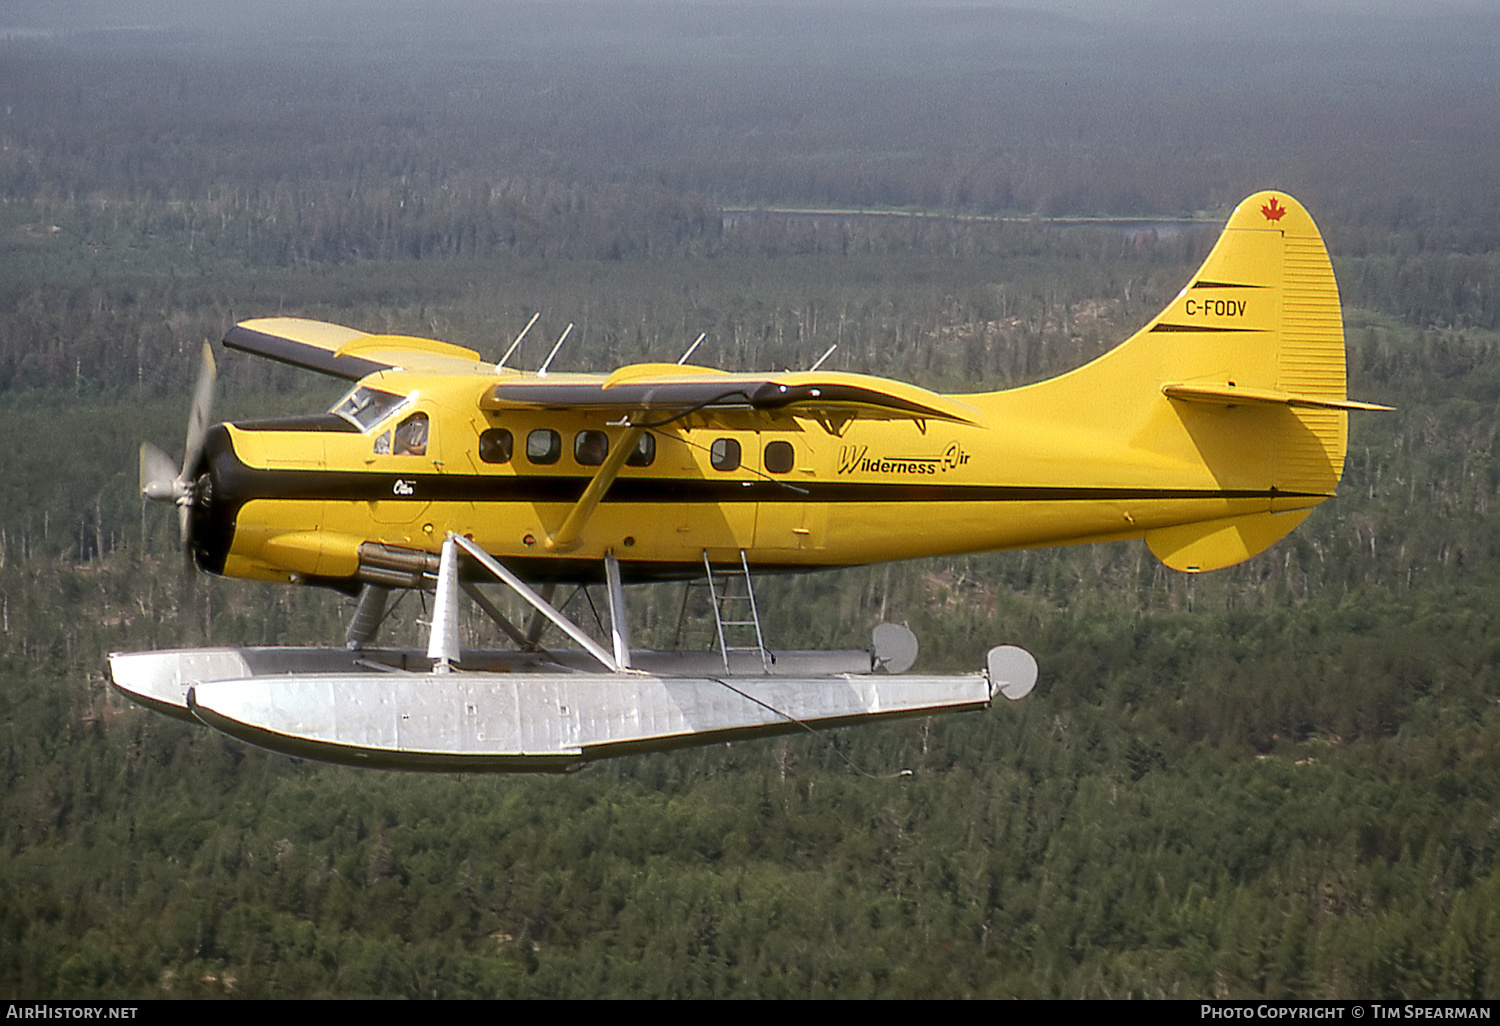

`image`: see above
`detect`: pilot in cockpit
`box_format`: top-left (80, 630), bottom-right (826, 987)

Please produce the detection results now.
top-left (375, 412), bottom-right (429, 457)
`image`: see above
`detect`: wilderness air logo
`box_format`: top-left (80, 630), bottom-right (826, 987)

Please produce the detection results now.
top-left (836, 442), bottom-right (971, 476)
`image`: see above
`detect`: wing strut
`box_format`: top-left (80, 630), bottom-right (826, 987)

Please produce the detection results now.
top-left (546, 425), bottom-right (646, 552)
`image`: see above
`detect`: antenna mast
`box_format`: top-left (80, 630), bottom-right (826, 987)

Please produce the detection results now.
top-left (537, 323), bottom-right (574, 376)
top-left (496, 311), bottom-right (540, 371)
top-left (677, 332), bottom-right (707, 365)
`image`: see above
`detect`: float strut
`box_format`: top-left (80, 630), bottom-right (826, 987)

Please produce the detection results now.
top-left (448, 533), bottom-right (620, 672)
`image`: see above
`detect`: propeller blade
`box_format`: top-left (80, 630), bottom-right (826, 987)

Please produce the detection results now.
top-left (140, 342), bottom-right (217, 559)
top-left (178, 501), bottom-right (194, 551)
top-left (180, 528), bottom-right (199, 606)
top-left (182, 341), bottom-right (217, 482)
top-left (139, 443), bottom-right (179, 502)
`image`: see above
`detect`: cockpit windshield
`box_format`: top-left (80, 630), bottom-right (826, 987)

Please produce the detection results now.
top-left (331, 386), bottom-right (408, 431)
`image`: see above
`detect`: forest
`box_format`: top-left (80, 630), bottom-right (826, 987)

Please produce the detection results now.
top-left (3, 1), bottom-right (1500, 998)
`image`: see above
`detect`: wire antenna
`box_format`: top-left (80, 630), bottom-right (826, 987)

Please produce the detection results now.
top-left (809, 344), bottom-right (838, 372)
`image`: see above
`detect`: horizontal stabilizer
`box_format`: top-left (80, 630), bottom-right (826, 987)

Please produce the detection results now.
top-left (1163, 382), bottom-right (1392, 412)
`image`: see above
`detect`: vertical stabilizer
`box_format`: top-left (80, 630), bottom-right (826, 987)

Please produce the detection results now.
top-left (1143, 191), bottom-right (1352, 570)
top-left (976, 191), bottom-right (1373, 572)
top-left (1164, 191), bottom-right (1351, 496)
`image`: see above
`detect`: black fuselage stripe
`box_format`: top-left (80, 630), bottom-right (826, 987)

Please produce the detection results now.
top-left (214, 460), bottom-right (1323, 507)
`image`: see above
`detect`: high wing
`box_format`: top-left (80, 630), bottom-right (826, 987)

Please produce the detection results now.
top-left (223, 317), bottom-right (485, 379)
top-left (482, 363), bottom-right (981, 426)
top-left (224, 319), bottom-right (974, 426)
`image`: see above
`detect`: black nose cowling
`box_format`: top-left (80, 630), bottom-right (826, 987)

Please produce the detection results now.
top-left (188, 423), bottom-right (239, 576)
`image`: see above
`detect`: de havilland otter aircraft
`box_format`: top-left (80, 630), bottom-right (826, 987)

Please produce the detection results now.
top-left (110, 191), bottom-right (1387, 772)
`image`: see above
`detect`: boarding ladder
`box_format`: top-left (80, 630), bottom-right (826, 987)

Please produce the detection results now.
top-left (702, 549), bottom-right (773, 674)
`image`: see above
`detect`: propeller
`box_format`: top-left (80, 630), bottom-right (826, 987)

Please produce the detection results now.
top-left (140, 342), bottom-right (217, 554)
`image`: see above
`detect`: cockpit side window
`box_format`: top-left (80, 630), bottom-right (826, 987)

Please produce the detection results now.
top-left (393, 413), bottom-right (428, 456)
top-left (333, 386), bottom-right (408, 430)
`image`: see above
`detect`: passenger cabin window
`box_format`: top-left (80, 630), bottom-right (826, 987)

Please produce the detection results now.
top-left (626, 432), bottom-right (656, 468)
top-left (764, 440), bottom-right (795, 474)
top-left (710, 438), bottom-right (741, 472)
top-left (527, 428), bottom-right (562, 465)
top-left (479, 428), bottom-right (513, 464)
top-left (574, 430), bottom-right (609, 466)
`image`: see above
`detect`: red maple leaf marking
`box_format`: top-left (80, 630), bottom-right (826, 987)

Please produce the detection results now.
top-left (1261, 196), bottom-right (1286, 222)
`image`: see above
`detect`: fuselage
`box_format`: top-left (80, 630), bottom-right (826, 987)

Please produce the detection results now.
top-left (186, 191), bottom-right (1362, 588)
top-left (191, 365), bottom-right (1328, 588)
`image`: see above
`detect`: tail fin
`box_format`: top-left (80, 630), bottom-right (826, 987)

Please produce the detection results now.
top-left (982, 191), bottom-right (1386, 572)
